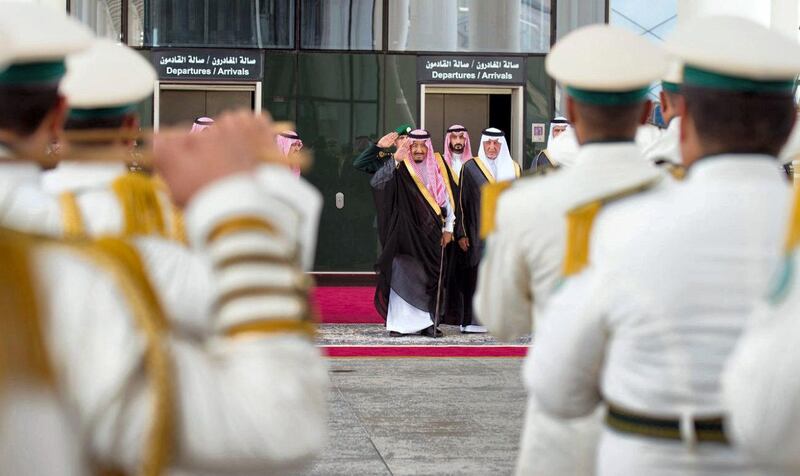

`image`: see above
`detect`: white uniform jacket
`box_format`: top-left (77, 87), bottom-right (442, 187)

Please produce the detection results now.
top-left (722, 248), bottom-right (800, 471)
top-left (0, 147), bottom-right (328, 473)
top-left (475, 142), bottom-right (663, 476)
top-left (530, 155), bottom-right (792, 476)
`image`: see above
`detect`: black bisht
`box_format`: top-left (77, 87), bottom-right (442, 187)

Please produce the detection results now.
top-left (456, 159), bottom-right (490, 269)
top-left (371, 160), bottom-right (449, 323)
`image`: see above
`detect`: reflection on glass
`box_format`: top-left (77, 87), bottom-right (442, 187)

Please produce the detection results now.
top-left (134, 0), bottom-right (294, 48)
top-left (389, 0), bottom-right (550, 53)
top-left (296, 53), bottom-right (381, 270)
top-left (71, 0), bottom-right (121, 40)
top-left (301, 0), bottom-right (382, 50)
top-left (555, 0), bottom-right (604, 41)
top-left (610, 0), bottom-right (677, 101)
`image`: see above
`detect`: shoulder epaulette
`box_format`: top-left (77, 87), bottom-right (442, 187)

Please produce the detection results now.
top-left (653, 159), bottom-right (686, 180)
top-left (562, 178), bottom-right (661, 276)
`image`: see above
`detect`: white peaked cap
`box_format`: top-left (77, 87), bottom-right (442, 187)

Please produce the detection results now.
top-left (0, 2), bottom-right (92, 64)
top-left (546, 24), bottom-right (667, 91)
top-left (62, 39), bottom-right (157, 109)
top-left (665, 16), bottom-right (800, 82)
top-left (663, 59), bottom-right (683, 85)
top-left (0, 29), bottom-right (12, 72)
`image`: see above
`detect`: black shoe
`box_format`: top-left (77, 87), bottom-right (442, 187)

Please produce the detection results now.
top-left (420, 326), bottom-right (443, 338)
top-left (389, 331), bottom-right (405, 337)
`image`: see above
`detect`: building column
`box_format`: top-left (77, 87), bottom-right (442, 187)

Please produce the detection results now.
top-left (468, 0), bottom-right (521, 52)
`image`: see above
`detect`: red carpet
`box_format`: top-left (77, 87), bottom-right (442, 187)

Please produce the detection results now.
top-left (312, 286), bottom-right (383, 324)
top-left (322, 345), bottom-right (528, 358)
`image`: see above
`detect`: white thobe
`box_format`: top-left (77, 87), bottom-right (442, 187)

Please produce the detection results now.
top-left (386, 159), bottom-right (454, 334)
top-left (475, 142), bottom-right (663, 476)
top-left (450, 152), bottom-right (464, 178)
top-left (529, 155), bottom-right (792, 476)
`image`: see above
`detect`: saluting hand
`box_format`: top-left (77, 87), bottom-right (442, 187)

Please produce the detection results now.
top-left (154, 110), bottom-right (266, 207)
top-left (458, 237), bottom-right (470, 252)
top-left (377, 131), bottom-right (398, 148)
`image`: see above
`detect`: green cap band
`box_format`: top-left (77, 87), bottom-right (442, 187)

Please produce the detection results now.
top-left (395, 124), bottom-right (412, 136)
top-left (683, 65), bottom-right (795, 93)
top-left (565, 85), bottom-right (650, 105)
top-left (662, 81), bottom-right (681, 93)
top-left (0, 61), bottom-right (66, 85)
top-left (68, 104), bottom-right (137, 120)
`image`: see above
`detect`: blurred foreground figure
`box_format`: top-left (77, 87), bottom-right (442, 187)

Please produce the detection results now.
top-left (0, 4), bottom-right (328, 475)
top-left (475, 24), bottom-right (666, 475)
top-left (722, 188), bottom-right (800, 472)
top-left (42, 38), bottom-right (184, 241)
top-left (528, 16), bottom-right (800, 476)
top-left (642, 61), bottom-right (684, 169)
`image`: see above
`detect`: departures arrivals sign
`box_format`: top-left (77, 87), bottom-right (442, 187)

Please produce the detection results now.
top-left (152, 49), bottom-right (264, 81)
top-left (417, 56), bottom-right (525, 84)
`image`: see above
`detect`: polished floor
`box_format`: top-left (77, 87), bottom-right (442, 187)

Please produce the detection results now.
top-left (292, 356), bottom-right (527, 476)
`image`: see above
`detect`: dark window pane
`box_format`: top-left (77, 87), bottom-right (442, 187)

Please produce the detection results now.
top-left (133, 0), bottom-right (293, 48)
top-left (296, 53), bottom-right (381, 270)
top-left (300, 0), bottom-right (382, 50)
top-left (389, 0), bottom-right (550, 53)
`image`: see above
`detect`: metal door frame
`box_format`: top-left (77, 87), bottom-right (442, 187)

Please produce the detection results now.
top-left (420, 84), bottom-right (524, 164)
top-left (153, 81), bottom-right (262, 131)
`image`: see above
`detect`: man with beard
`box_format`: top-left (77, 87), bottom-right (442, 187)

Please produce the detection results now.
top-left (439, 124), bottom-right (473, 325)
top-left (371, 129), bottom-right (455, 337)
top-left (456, 128), bottom-right (520, 333)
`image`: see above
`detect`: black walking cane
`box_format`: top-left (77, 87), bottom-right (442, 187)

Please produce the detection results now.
top-left (432, 236), bottom-right (446, 339)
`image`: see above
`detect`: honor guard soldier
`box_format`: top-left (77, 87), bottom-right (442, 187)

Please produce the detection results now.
top-left (722, 187), bottom-right (800, 473)
top-left (43, 38), bottom-right (184, 241)
top-left (474, 24), bottom-right (667, 475)
top-left (0, 4), bottom-right (328, 474)
top-left (528, 16), bottom-right (800, 476)
top-left (642, 60), bottom-right (685, 172)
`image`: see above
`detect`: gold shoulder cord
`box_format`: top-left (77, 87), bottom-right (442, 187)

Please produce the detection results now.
top-left (0, 228), bottom-right (54, 390)
top-left (112, 172), bottom-right (167, 238)
top-left (59, 191), bottom-right (86, 239)
top-left (151, 176), bottom-right (187, 244)
top-left (85, 237), bottom-right (173, 476)
top-left (785, 186), bottom-right (800, 254)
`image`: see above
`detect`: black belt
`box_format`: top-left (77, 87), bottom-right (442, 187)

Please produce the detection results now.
top-left (606, 404), bottom-right (729, 444)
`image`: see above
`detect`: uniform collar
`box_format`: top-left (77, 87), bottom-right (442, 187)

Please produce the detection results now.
top-left (574, 141), bottom-right (640, 167)
top-left (42, 160), bottom-right (128, 193)
top-left (0, 144), bottom-right (42, 183)
top-left (688, 154), bottom-right (783, 182)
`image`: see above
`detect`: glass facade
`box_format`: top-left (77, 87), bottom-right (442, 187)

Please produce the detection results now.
top-left (72, 1), bottom-right (559, 271)
top-left (71, 0), bottom-right (122, 41)
top-left (132, 0), bottom-right (294, 48)
top-left (300, 0), bottom-right (382, 50)
top-left (389, 0), bottom-right (551, 53)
